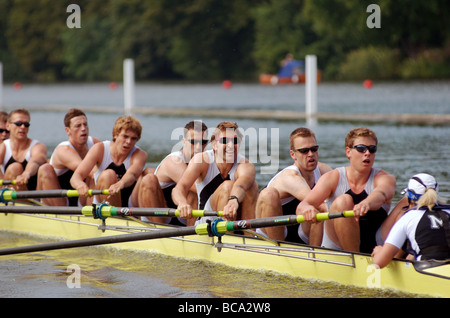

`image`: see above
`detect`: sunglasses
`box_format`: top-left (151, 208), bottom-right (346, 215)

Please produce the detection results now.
top-left (12, 121), bottom-right (31, 128)
top-left (216, 136), bottom-right (241, 145)
top-left (187, 139), bottom-right (208, 145)
top-left (295, 145), bottom-right (319, 154)
top-left (0, 129), bottom-right (9, 134)
top-left (351, 144), bottom-right (377, 154)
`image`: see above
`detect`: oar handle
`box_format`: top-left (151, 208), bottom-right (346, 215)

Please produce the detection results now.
top-left (69, 189), bottom-right (110, 197)
top-left (0, 180), bottom-right (18, 186)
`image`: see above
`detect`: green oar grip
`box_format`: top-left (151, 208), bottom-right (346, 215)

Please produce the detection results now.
top-left (67, 189), bottom-right (110, 197)
top-left (0, 180), bottom-right (17, 186)
top-left (66, 190), bottom-right (79, 198)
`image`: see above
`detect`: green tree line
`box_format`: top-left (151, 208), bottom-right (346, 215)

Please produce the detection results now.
top-left (1, 0), bottom-right (449, 82)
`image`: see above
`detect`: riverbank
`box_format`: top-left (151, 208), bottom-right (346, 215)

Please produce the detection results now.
top-left (3, 104), bottom-right (449, 126)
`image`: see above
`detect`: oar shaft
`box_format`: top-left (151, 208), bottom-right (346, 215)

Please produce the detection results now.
top-left (195, 211), bottom-right (356, 236)
top-left (0, 226), bottom-right (199, 256)
top-left (0, 205), bottom-right (223, 218)
top-left (0, 211), bottom-right (354, 256)
top-left (95, 207), bottom-right (223, 218)
top-left (0, 189), bottom-right (109, 201)
top-left (0, 205), bottom-right (82, 214)
top-left (0, 205), bottom-right (350, 221)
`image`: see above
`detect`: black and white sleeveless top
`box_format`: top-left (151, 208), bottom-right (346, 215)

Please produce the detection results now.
top-left (196, 149), bottom-right (244, 211)
top-left (267, 165), bottom-right (322, 206)
top-left (50, 136), bottom-right (95, 176)
top-left (94, 140), bottom-right (137, 183)
top-left (154, 151), bottom-right (188, 190)
top-left (1, 139), bottom-right (39, 174)
top-left (326, 167), bottom-right (391, 213)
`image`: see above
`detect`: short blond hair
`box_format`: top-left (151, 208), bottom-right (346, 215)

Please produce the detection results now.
top-left (112, 116), bottom-right (142, 141)
top-left (289, 127), bottom-right (316, 150)
top-left (8, 109), bottom-right (30, 121)
top-left (345, 127), bottom-right (377, 148)
top-left (210, 121), bottom-right (243, 142)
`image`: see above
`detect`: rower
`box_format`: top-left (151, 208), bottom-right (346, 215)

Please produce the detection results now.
top-left (70, 115), bottom-right (148, 207)
top-left (173, 121), bottom-right (259, 224)
top-left (372, 173), bottom-right (450, 268)
top-left (138, 120), bottom-right (208, 226)
top-left (0, 109), bottom-right (47, 191)
top-left (255, 127), bottom-right (331, 245)
top-left (298, 127), bottom-right (396, 253)
top-left (36, 108), bottom-right (101, 206)
top-left (0, 111), bottom-right (10, 144)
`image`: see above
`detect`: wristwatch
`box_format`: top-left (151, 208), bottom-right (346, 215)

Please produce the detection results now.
top-left (228, 195), bottom-right (239, 205)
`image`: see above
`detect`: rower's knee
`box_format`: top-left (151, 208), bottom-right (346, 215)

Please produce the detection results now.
top-left (220, 180), bottom-right (235, 194)
top-left (330, 194), bottom-right (354, 212)
top-left (258, 187), bottom-right (279, 207)
top-left (256, 187), bottom-right (280, 218)
top-left (140, 173), bottom-right (160, 192)
top-left (5, 162), bottom-right (24, 177)
top-left (37, 163), bottom-right (56, 181)
top-left (97, 169), bottom-right (118, 186)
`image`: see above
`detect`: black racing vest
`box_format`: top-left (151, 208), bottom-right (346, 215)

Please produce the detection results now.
top-left (282, 197), bottom-right (305, 244)
top-left (413, 206), bottom-right (450, 260)
top-left (105, 162), bottom-right (136, 207)
top-left (5, 157), bottom-right (37, 190)
top-left (57, 169), bottom-right (77, 206)
top-left (198, 173), bottom-right (230, 210)
top-left (346, 189), bottom-right (388, 253)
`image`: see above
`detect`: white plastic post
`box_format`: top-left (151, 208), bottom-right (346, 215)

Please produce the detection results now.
top-left (305, 55), bottom-right (317, 126)
top-left (123, 59), bottom-right (135, 115)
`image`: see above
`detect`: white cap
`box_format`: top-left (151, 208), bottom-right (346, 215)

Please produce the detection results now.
top-left (401, 173), bottom-right (438, 201)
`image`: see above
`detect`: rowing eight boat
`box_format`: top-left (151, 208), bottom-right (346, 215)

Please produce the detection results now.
top-left (0, 205), bottom-right (448, 297)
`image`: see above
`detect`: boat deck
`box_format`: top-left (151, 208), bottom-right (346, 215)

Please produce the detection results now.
top-left (0, 212), bottom-right (448, 297)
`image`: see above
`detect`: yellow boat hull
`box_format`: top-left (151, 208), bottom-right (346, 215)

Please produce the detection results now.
top-left (0, 212), bottom-right (449, 297)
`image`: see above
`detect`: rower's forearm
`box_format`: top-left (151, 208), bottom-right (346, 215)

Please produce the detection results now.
top-left (70, 174), bottom-right (87, 190)
top-left (365, 190), bottom-right (389, 211)
top-left (23, 160), bottom-right (42, 177)
top-left (229, 184), bottom-right (247, 203)
top-left (172, 187), bottom-right (188, 206)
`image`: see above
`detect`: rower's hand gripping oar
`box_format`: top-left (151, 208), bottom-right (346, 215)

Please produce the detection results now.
top-left (0, 211), bottom-right (354, 256)
top-left (0, 189), bottom-right (109, 203)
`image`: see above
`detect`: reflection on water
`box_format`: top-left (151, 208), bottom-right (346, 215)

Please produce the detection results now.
top-left (0, 232), bottom-right (415, 298)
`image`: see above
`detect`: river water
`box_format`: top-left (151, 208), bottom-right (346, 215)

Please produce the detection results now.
top-left (0, 80), bottom-right (449, 299)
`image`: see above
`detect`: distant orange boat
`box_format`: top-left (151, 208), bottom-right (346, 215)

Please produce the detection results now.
top-left (259, 72), bottom-right (321, 85)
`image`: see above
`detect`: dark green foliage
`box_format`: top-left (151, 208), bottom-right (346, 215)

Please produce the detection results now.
top-left (1, 0), bottom-right (449, 81)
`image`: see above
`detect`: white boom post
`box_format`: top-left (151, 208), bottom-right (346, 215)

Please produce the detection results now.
top-left (123, 59), bottom-right (135, 115)
top-left (305, 55), bottom-right (317, 126)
